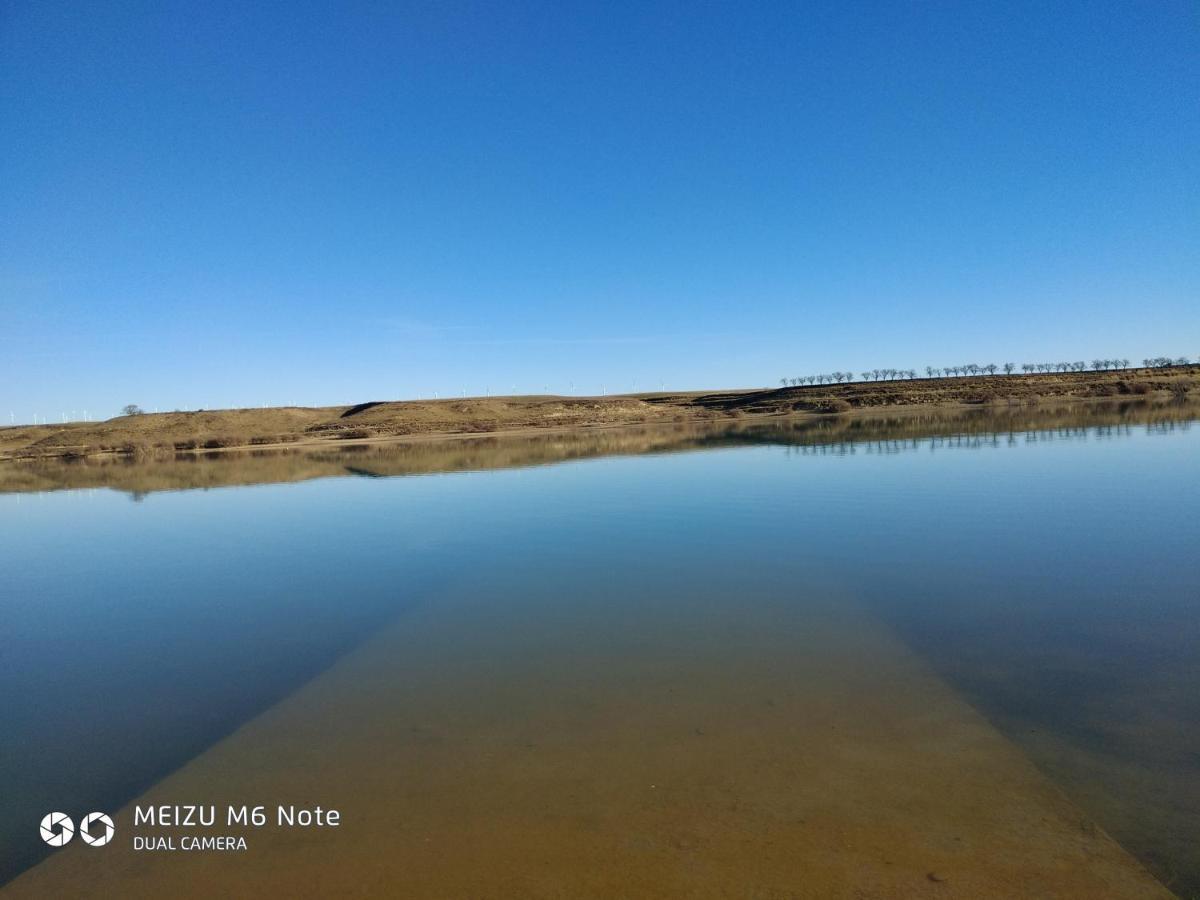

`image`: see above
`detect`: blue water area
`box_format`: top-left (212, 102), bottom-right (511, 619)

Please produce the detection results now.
top-left (1, 405), bottom-right (1197, 891)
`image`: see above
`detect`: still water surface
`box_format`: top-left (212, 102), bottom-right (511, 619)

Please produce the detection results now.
top-left (2, 402), bottom-right (1197, 896)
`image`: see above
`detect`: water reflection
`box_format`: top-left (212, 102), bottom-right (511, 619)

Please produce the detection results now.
top-left (781, 420), bottom-right (1194, 458)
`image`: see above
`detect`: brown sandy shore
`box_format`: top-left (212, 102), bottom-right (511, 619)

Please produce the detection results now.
top-left (2, 368), bottom-right (1197, 464)
top-left (2, 579), bottom-right (1170, 899)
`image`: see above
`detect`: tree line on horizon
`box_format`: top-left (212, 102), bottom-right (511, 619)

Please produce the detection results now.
top-left (780, 356), bottom-right (1193, 389)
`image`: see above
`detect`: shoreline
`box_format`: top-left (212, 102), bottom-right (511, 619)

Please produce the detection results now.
top-left (3, 367), bottom-right (1196, 463)
top-left (3, 393), bottom-right (1196, 498)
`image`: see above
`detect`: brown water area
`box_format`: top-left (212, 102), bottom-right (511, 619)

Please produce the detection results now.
top-left (2, 577), bottom-right (1168, 898)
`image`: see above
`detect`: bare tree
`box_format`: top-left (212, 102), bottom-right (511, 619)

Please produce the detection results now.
top-left (122, 404), bottom-right (144, 416)
top-left (777, 352), bottom-right (1159, 392)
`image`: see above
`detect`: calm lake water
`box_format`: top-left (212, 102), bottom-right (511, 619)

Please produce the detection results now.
top-left (2, 401), bottom-right (1198, 897)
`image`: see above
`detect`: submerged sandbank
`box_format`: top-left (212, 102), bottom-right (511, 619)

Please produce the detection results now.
top-left (4, 574), bottom-right (1169, 898)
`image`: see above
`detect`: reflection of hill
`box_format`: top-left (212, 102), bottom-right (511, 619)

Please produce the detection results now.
top-left (2, 398), bottom-right (1196, 496)
top-left (763, 405), bottom-right (1198, 457)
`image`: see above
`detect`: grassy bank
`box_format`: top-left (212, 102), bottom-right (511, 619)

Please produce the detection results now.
top-left (2, 366), bottom-right (1197, 462)
top-left (4, 398), bottom-right (1197, 496)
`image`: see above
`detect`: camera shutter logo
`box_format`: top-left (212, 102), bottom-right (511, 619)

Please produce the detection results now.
top-left (39, 813), bottom-right (74, 847)
top-left (80, 812), bottom-right (115, 847)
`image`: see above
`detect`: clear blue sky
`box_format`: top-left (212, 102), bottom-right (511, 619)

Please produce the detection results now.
top-left (2, 1), bottom-right (1197, 420)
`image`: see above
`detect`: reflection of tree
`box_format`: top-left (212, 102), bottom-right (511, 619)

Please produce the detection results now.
top-left (775, 417), bottom-right (1195, 459)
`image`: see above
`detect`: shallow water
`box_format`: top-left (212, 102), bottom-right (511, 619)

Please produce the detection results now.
top-left (2, 401), bottom-right (1197, 896)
